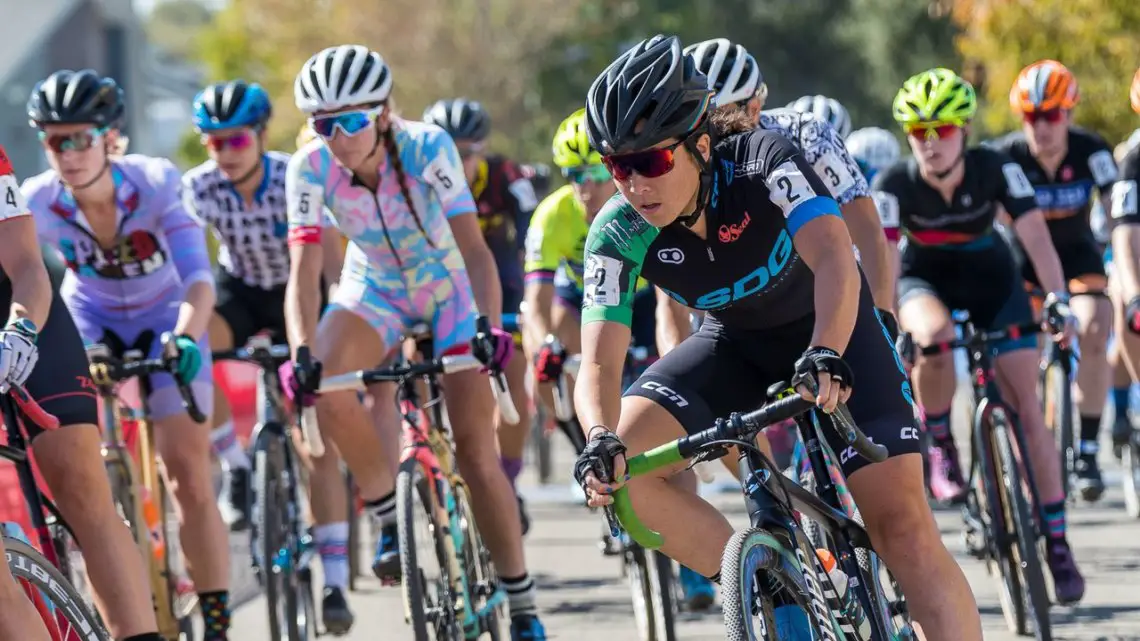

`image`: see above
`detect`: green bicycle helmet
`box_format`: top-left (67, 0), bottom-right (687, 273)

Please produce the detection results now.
top-left (893, 68), bottom-right (977, 125)
top-left (552, 108), bottom-right (601, 169)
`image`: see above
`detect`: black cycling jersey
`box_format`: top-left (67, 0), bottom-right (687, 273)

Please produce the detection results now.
top-left (1109, 146), bottom-right (1140, 229)
top-left (988, 127), bottom-right (1117, 245)
top-left (582, 128), bottom-right (839, 330)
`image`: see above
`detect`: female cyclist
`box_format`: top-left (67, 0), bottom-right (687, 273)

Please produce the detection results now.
top-left (283, 45), bottom-right (545, 640)
top-left (874, 68), bottom-right (1084, 603)
top-left (422, 97), bottom-right (536, 530)
top-left (184, 79), bottom-right (354, 632)
top-left (573, 35), bottom-right (980, 640)
top-left (21, 69), bottom-right (233, 640)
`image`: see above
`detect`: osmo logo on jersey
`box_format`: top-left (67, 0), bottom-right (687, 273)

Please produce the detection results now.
top-left (661, 229), bottom-right (793, 310)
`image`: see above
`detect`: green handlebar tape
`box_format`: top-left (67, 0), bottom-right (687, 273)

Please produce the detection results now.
top-left (612, 441), bottom-right (685, 549)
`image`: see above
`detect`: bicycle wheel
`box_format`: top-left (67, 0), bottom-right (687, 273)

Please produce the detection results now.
top-left (532, 408), bottom-right (553, 485)
top-left (646, 551), bottom-right (678, 641)
top-left (722, 527), bottom-right (838, 641)
top-left (255, 426), bottom-right (306, 641)
top-left (1123, 434), bottom-right (1140, 518)
top-left (994, 418), bottom-right (1052, 641)
top-left (397, 457), bottom-right (458, 641)
top-left (345, 470), bottom-right (360, 591)
top-left (5, 536), bottom-right (112, 641)
top-left (560, 417), bottom-right (587, 456)
top-left (1042, 359), bottom-right (1074, 501)
top-left (454, 481), bottom-right (504, 639)
top-left (625, 543), bottom-right (657, 641)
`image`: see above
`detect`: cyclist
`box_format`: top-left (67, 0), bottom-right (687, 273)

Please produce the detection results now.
top-left (876, 67), bottom-right (1085, 603)
top-left (284, 45), bottom-right (546, 640)
top-left (686, 38), bottom-right (896, 329)
top-left (422, 98), bottom-right (536, 531)
top-left (2, 139), bottom-right (166, 641)
top-left (184, 79), bottom-right (355, 633)
top-left (788, 93), bottom-right (853, 139)
top-left (574, 36), bottom-right (978, 640)
top-left (846, 127), bottom-right (901, 184)
top-left (21, 69), bottom-right (234, 640)
top-left (990, 60), bottom-right (1118, 502)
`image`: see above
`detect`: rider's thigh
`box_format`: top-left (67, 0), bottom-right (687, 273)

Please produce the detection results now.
top-left (207, 311), bottom-right (234, 351)
top-left (897, 280), bottom-right (954, 344)
top-left (155, 412), bottom-right (216, 506)
top-left (616, 395), bottom-right (692, 480)
top-left (994, 347), bottom-right (1043, 417)
top-left (442, 368), bottom-right (499, 463)
top-left (847, 453), bottom-right (937, 549)
top-left (313, 306), bottom-right (389, 376)
top-left (1071, 276), bottom-right (1112, 342)
top-left (34, 424), bottom-right (116, 525)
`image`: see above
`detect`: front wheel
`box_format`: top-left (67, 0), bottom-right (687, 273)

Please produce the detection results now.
top-left (397, 457), bottom-right (457, 641)
top-left (255, 425), bottom-right (306, 641)
top-left (1122, 434), bottom-right (1140, 518)
top-left (1043, 360), bottom-right (1073, 501)
top-left (5, 535), bottom-right (112, 641)
top-left (646, 551), bottom-right (677, 641)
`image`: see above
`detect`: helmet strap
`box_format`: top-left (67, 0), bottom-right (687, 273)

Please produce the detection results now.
top-left (68, 141), bottom-right (113, 192)
top-left (931, 138), bottom-right (967, 181)
top-left (676, 123), bottom-right (715, 228)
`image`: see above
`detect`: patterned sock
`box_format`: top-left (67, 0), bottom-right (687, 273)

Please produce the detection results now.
top-left (315, 521), bottom-right (350, 590)
top-left (1113, 387), bottom-right (1131, 416)
top-left (501, 572), bottom-right (537, 617)
top-left (210, 420), bottom-right (250, 469)
top-left (199, 590), bottom-right (231, 641)
top-left (501, 457), bottom-right (524, 489)
top-left (1079, 414), bottom-right (1101, 449)
top-left (925, 410), bottom-right (952, 442)
top-left (364, 492), bottom-right (397, 528)
top-left (1043, 500), bottom-right (1067, 541)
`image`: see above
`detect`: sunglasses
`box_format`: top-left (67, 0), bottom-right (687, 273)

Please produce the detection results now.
top-left (904, 122), bottom-right (961, 141)
top-left (38, 127), bottom-right (107, 153)
top-left (602, 138), bottom-right (689, 181)
top-left (562, 164), bottom-right (612, 185)
top-left (1022, 109), bottom-right (1065, 125)
top-left (310, 106), bottom-right (384, 139)
top-left (201, 130), bottom-right (255, 151)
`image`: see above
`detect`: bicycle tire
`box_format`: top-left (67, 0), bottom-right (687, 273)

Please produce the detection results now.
top-left (5, 536), bottom-right (112, 641)
top-left (994, 418), bottom-right (1052, 641)
top-left (256, 427), bottom-right (305, 641)
top-left (625, 543), bottom-right (657, 641)
top-left (397, 457), bottom-right (457, 641)
top-left (973, 409), bottom-right (1026, 634)
top-left (532, 408), bottom-right (553, 485)
top-left (1123, 436), bottom-right (1140, 518)
top-left (560, 417), bottom-right (587, 456)
top-left (1043, 361), bottom-right (1073, 501)
top-left (454, 481), bottom-right (503, 639)
top-left (646, 551), bottom-right (678, 641)
top-left (722, 527), bottom-right (838, 641)
top-left (345, 471), bottom-right (361, 591)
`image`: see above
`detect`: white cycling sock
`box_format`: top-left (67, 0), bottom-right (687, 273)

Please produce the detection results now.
top-left (210, 420), bottom-right (251, 470)
top-left (314, 522), bottom-right (350, 590)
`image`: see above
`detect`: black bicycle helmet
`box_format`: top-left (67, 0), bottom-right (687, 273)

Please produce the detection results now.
top-left (27, 69), bottom-right (125, 128)
top-left (585, 35), bottom-right (712, 154)
top-left (422, 98), bottom-right (490, 142)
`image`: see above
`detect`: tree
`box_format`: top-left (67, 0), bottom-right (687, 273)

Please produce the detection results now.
top-left (145, 0), bottom-right (215, 61)
top-left (953, 0), bottom-right (1140, 143)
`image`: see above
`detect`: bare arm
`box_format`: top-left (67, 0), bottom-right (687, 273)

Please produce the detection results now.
top-left (320, 230), bottom-right (346, 300)
top-left (795, 216), bottom-right (861, 353)
top-left (285, 241), bottom-right (324, 357)
top-left (523, 281), bottom-right (556, 348)
top-left (654, 287), bottom-right (691, 355)
top-left (1013, 210), bottom-right (1067, 295)
top-left (173, 281), bottom-right (216, 339)
top-left (841, 196), bottom-right (895, 311)
top-left (574, 320), bottom-right (632, 432)
top-left (449, 212), bottom-right (502, 327)
top-left (0, 218), bottom-right (50, 328)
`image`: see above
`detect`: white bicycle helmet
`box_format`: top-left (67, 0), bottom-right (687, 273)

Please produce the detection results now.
top-left (846, 127), bottom-right (900, 173)
top-left (684, 38), bottom-right (766, 108)
top-left (788, 94), bottom-right (852, 138)
top-left (294, 45), bottom-right (393, 114)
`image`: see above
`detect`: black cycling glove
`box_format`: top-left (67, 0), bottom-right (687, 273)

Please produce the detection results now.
top-left (792, 346), bottom-right (855, 394)
top-left (572, 430), bottom-right (628, 490)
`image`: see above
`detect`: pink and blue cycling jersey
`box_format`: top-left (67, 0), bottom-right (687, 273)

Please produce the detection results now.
top-left (21, 155), bottom-right (215, 420)
top-left (286, 119), bottom-right (479, 354)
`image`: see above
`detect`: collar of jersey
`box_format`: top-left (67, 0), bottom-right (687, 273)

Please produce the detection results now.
top-left (223, 153), bottom-right (271, 205)
top-left (49, 162), bottom-right (140, 223)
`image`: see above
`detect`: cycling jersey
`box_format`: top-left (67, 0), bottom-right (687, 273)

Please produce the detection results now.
top-left (286, 119), bottom-right (480, 353)
top-left (1109, 146), bottom-right (1140, 228)
top-left (471, 154), bottom-right (537, 312)
top-left (524, 185), bottom-right (587, 290)
top-left (21, 155), bottom-right (215, 420)
top-left (872, 148), bottom-right (1037, 351)
top-left (758, 108), bottom-right (870, 206)
top-left (182, 151), bottom-right (293, 290)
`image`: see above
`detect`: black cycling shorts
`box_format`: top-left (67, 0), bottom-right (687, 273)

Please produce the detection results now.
top-left (0, 279), bottom-right (98, 435)
top-left (215, 270), bottom-right (326, 346)
top-left (625, 281), bottom-right (918, 478)
top-left (1007, 230), bottom-right (1106, 288)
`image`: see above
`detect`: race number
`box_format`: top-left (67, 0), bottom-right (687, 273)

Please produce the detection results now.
top-left (814, 148), bottom-right (857, 196)
top-left (583, 253), bottom-right (622, 307)
top-left (871, 191), bottom-right (900, 229)
top-left (1088, 150), bottom-right (1118, 186)
top-left (0, 175), bottom-right (28, 221)
top-left (766, 160), bottom-right (818, 217)
top-left (424, 155), bottom-right (466, 203)
top-left (1001, 162), bottom-right (1036, 199)
top-left (290, 183), bottom-right (325, 227)
top-left (1111, 180), bottom-right (1138, 219)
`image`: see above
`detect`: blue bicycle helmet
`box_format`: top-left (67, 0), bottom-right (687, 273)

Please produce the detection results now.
top-left (192, 80), bottom-right (272, 131)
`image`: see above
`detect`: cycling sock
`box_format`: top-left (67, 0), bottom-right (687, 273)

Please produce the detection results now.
top-left (501, 572), bottom-right (537, 616)
top-left (123, 634), bottom-right (165, 641)
top-left (1113, 386), bottom-right (1131, 416)
top-left (501, 456), bottom-right (524, 489)
top-left (199, 590), bottom-right (231, 640)
top-left (210, 420), bottom-right (251, 469)
top-left (314, 521), bottom-right (350, 590)
top-left (925, 410), bottom-right (952, 442)
top-left (364, 492), bottom-right (397, 528)
top-left (1043, 500), bottom-right (1067, 540)
top-left (1078, 414), bottom-right (1101, 449)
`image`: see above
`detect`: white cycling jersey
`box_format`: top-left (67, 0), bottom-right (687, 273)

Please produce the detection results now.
top-left (182, 151), bottom-right (292, 289)
top-left (758, 108), bottom-right (870, 206)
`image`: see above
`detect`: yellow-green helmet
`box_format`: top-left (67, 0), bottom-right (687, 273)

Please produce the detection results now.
top-left (893, 68), bottom-right (977, 125)
top-left (552, 108), bottom-right (602, 169)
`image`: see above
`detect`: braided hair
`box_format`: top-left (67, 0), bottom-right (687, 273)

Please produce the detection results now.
top-left (381, 121), bottom-right (434, 248)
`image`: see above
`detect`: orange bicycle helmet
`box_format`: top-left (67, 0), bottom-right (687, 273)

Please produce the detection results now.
top-left (1131, 68), bottom-right (1140, 114)
top-left (1010, 60), bottom-right (1079, 113)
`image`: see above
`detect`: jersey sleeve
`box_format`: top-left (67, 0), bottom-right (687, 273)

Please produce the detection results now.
top-left (806, 119), bottom-right (870, 205)
top-left (421, 128), bottom-right (477, 218)
top-left (502, 160), bottom-right (538, 250)
top-left (154, 159), bottom-right (213, 289)
top-left (523, 191), bottom-right (563, 285)
top-left (992, 151), bottom-right (1038, 219)
top-left (1086, 133), bottom-right (1118, 190)
top-left (1110, 148), bottom-right (1140, 228)
top-left (748, 130), bottom-right (842, 237)
top-left (869, 166), bottom-right (903, 241)
top-left (286, 151), bottom-right (326, 246)
top-left (0, 145), bottom-right (32, 223)
top-left (581, 200), bottom-right (659, 327)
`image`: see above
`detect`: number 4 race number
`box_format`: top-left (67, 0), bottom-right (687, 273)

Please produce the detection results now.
top-left (0, 175), bottom-right (27, 220)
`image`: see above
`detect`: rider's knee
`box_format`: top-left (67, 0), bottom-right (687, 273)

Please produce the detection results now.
top-left (864, 497), bottom-right (940, 561)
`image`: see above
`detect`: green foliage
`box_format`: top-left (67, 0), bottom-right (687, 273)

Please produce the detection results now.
top-left (175, 128), bottom-right (208, 168)
top-left (145, 0), bottom-right (214, 61)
